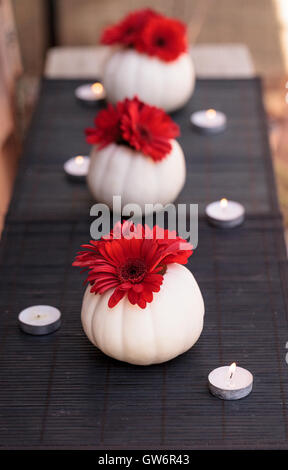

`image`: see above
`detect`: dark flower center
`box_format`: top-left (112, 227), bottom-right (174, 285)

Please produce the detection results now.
top-left (138, 125), bottom-right (151, 140)
top-left (119, 258), bottom-right (147, 283)
top-left (155, 36), bottom-right (166, 47)
top-left (125, 26), bottom-right (136, 35)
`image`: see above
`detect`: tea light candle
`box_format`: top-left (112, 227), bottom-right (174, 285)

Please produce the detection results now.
top-left (18, 305), bottom-right (61, 335)
top-left (205, 198), bottom-right (245, 228)
top-left (64, 155), bottom-right (90, 180)
top-left (208, 363), bottom-right (253, 400)
top-left (75, 82), bottom-right (106, 105)
top-left (190, 108), bottom-right (227, 134)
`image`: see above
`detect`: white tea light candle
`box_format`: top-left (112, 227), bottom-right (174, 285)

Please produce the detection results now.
top-left (64, 155), bottom-right (90, 180)
top-left (205, 198), bottom-right (245, 228)
top-left (208, 363), bottom-right (253, 400)
top-left (190, 109), bottom-right (227, 134)
top-left (75, 82), bottom-right (106, 104)
top-left (18, 305), bottom-right (61, 335)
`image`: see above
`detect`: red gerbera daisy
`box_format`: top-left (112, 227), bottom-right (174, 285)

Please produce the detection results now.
top-left (85, 102), bottom-right (124, 149)
top-left (73, 222), bottom-right (192, 309)
top-left (100, 9), bottom-right (159, 46)
top-left (135, 16), bottom-right (187, 62)
top-left (85, 97), bottom-right (180, 161)
top-left (121, 97), bottom-right (179, 161)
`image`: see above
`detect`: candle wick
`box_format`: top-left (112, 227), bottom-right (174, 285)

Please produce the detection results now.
top-left (229, 363), bottom-right (236, 382)
top-left (220, 198), bottom-right (228, 210)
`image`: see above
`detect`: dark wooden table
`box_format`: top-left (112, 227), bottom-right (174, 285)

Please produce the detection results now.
top-left (0, 78), bottom-right (288, 449)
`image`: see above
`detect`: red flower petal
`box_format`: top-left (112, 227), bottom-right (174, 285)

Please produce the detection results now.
top-left (108, 287), bottom-right (127, 308)
top-left (85, 102), bottom-right (124, 148)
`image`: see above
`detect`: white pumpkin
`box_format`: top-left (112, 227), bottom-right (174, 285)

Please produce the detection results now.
top-left (81, 263), bottom-right (205, 365)
top-left (103, 49), bottom-right (195, 112)
top-left (87, 139), bottom-right (186, 213)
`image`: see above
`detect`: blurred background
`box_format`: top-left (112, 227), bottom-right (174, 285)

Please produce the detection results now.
top-left (2, 0), bottom-right (288, 239)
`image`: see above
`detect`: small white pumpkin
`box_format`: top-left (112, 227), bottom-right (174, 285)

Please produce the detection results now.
top-left (103, 49), bottom-right (195, 112)
top-left (81, 263), bottom-right (205, 365)
top-left (87, 139), bottom-right (186, 213)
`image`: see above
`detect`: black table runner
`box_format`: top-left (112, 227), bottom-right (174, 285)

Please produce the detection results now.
top-left (0, 79), bottom-right (288, 449)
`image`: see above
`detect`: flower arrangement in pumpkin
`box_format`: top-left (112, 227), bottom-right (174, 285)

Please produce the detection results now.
top-left (101, 8), bottom-right (188, 62)
top-left (85, 96), bottom-right (180, 161)
top-left (73, 221), bottom-right (192, 309)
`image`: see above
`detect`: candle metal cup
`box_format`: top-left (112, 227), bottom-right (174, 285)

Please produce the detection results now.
top-left (18, 305), bottom-right (61, 336)
top-left (208, 365), bottom-right (253, 400)
top-left (75, 82), bottom-right (106, 107)
top-left (205, 199), bottom-right (245, 228)
top-left (190, 109), bottom-right (227, 134)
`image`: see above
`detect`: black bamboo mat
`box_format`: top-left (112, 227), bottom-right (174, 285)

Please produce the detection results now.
top-left (0, 79), bottom-right (288, 449)
top-left (6, 78), bottom-right (278, 223)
